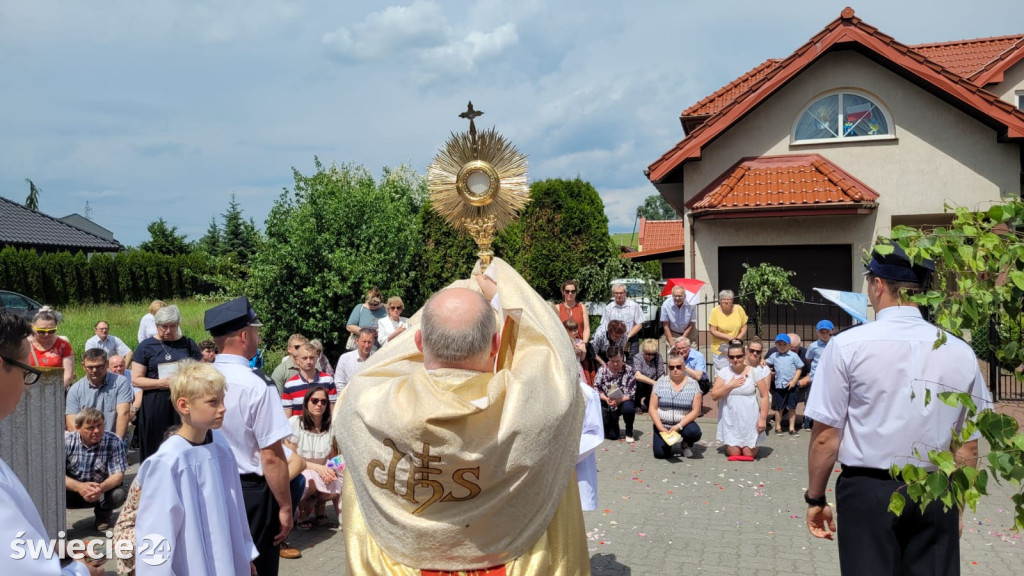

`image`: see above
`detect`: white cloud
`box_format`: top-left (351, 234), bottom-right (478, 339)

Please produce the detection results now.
top-left (419, 23), bottom-right (518, 74)
top-left (322, 0), bottom-right (449, 60)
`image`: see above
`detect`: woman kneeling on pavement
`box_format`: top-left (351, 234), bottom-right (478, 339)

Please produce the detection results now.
top-left (712, 341), bottom-right (769, 461)
top-left (650, 353), bottom-right (703, 458)
top-left (594, 346), bottom-right (637, 442)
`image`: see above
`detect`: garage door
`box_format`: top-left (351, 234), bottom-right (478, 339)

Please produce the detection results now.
top-left (718, 244), bottom-right (853, 338)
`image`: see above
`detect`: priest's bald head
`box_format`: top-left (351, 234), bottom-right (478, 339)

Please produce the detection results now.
top-left (415, 285), bottom-right (499, 372)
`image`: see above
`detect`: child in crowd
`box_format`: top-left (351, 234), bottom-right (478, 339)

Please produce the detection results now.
top-left (766, 333), bottom-right (803, 436)
top-left (134, 361), bottom-right (257, 575)
top-left (799, 320), bottom-right (834, 430)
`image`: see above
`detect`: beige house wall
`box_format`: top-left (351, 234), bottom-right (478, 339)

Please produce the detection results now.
top-left (990, 60), bottom-right (1024, 107)
top-left (672, 49), bottom-right (1020, 296)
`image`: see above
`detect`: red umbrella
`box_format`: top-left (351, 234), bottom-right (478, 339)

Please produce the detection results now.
top-left (660, 278), bottom-right (706, 298)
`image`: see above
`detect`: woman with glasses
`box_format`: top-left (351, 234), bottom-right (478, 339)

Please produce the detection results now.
top-left (376, 296), bottom-right (410, 347)
top-left (285, 386), bottom-right (342, 529)
top-left (631, 338), bottom-right (665, 413)
top-left (27, 307), bottom-right (75, 388)
top-left (711, 341), bottom-right (770, 461)
top-left (557, 280), bottom-right (590, 343)
top-left (131, 304), bottom-right (203, 463)
top-left (346, 287), bottom-right (387, 351)
top-left (650, 353), bottom-right (703, 458)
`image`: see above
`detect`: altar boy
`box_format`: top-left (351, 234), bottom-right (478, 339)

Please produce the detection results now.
top-left (134, 361), bottom-right (257, 575)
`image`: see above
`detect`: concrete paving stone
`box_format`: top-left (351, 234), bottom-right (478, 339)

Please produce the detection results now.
top-left (64, 413), bottom-right (1023, 575)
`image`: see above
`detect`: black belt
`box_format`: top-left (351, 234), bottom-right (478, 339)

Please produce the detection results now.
top-left (840, 465), bottom-right (900, 481)
top-left (239, 473), bottom-right (266, 484)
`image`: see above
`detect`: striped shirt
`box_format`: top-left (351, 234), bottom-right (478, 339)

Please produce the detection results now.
top-left (282, 371), bottom-right (338, 416)
top-left (653, 377), bottom-right (701, 427)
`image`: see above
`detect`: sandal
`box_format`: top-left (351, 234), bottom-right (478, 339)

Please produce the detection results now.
top-left (315, 514), bottom-right (332, 527)
top-left (296, 519), bottom-right (313, 531)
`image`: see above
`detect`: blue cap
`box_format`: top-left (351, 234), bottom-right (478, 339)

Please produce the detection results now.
top-left (204, 296), bottom-right (263, 337)
top-left (774, 333), bottom-right (790, 344)
top-left (815, 320), bottom-right (834, 331)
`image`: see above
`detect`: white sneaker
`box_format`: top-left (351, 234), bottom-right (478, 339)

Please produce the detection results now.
top-left (625, 435), bottom-right (635, 443)
top-left (683, 447), bottom-right (694, 458)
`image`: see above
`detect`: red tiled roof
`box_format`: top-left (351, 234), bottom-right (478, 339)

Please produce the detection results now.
top-left (686, 154), bottom-right (878, 218)
top-left (650, 8), bottom-right (1024, 183)
top-left (623, 245), bottom-right (686, 261)
top-left (682, 59), bottom-right (783, 118)
top-left (637, 217), bottom-right (684, 252)
top-left (679, 34), bottom-right (1024, 132)
top-left (912, 35), bottom-right (1024, 83)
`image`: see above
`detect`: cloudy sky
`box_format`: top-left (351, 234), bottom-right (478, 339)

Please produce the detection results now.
top-left (1, 0), bottom-right (1019, 245)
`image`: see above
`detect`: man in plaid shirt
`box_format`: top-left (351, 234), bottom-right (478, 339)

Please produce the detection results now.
top-left (65, 406), bottom-right (127, 531)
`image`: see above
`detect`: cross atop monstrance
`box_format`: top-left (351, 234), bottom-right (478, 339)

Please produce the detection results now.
top-left (428, 102), bottom-right (529, 272)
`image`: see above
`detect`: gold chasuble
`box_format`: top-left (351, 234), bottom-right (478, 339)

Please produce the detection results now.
top-left (333, 258), bottom-right (590, 575)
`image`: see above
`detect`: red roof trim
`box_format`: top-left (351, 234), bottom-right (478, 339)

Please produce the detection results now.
top-left (693, 207), bottom-right (875, 220)
top-left (622, 246), bottom-right (686, 260)
top-left (648, 9), bottom-right (1024, 183)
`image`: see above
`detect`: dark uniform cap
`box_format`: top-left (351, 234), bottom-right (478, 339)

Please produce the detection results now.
top-left (865, 242), bottom-right (935, 284)
top-left (204, 296), bottom-right (263, 337)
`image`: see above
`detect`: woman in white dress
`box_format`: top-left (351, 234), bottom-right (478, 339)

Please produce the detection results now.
top-left (376, 296), bottom-right (410, 347)
top-left (285, 386), bottom-right (342, 528)
top-left (711, 341), bottom-right (770, 461)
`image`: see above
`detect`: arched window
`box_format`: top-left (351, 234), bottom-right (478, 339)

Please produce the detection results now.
top-left (793, 91), bottom-right (892, 142)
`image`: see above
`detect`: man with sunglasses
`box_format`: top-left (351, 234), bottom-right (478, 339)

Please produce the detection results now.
top-left (1, 311), bottom-right (99, 575)
top-left (271, 333), bottom-right (308, 395)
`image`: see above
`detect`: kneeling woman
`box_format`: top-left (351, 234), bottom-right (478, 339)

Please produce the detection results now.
top-left (594, 346), bottom-right (637, 442)
top-left (285, 387), bottom-right (342, 528)
top-left (650, 354), bottom-right (703, 458)
top-left (712, 342), bottom-right (769, 461)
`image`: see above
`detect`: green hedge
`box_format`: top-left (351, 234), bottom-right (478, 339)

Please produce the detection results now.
top-left (0, 247), bottom-right (214, 306)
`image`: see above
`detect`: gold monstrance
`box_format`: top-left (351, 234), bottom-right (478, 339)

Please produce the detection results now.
top-left (428, 102), bottom-right (529, 272)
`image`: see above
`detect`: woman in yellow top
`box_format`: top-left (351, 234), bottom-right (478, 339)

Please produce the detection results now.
top-left (708, 290), bottom-right (748, 373)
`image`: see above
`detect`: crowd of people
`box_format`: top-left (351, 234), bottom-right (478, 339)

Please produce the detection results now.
top-left (0, 246), bottom-right (992, 575)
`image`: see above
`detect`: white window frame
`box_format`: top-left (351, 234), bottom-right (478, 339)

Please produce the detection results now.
top-left (790, 89), bottom-right (896, 146)
top-left (1016, 91), bottom-right (1024, 110)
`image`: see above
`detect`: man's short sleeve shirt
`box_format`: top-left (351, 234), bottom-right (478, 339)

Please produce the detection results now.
top-left (805, 307), bottom-right (993, 469)
top-left (65, 431), bottom-right (127, 483)
top-left (660, 297), bottom-right (694, 333)
top-left (214, 354), bottom-right (293, 475)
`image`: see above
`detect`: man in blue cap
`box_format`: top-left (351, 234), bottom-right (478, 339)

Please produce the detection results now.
top-left (805, 242), bottom-right (991, 575)
top-left (799, 319), bottom-right (834, 431)
top-left (205, 297), bottom-right (295, 575)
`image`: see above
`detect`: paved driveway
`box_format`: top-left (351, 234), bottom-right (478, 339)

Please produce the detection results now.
top-left (69, 413), bottom-right (1021, 575)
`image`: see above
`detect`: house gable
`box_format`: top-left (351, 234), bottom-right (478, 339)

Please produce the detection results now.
top-left (0, 196), bottom-right (122, 253)
top-left (650, 7), bottom-right (1024, 185)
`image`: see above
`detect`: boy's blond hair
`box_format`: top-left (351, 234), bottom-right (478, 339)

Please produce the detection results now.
top-left (170, 360), bottom-right (226, 404)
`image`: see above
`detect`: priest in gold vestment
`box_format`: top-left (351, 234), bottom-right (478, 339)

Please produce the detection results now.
top-left (333, 258), bottom-right (589, 575)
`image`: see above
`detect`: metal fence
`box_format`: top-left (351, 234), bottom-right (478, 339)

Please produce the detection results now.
top-left (986, 315), bottom-right (1024, 402)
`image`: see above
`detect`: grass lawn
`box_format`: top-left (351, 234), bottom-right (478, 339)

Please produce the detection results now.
top-left (57, 298), bottom-right (234, 379)
top-left (611, 232), bottom-right (638, 250)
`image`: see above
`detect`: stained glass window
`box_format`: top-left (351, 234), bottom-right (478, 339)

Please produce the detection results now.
top-left (794, 92), bottom-right (891, 142)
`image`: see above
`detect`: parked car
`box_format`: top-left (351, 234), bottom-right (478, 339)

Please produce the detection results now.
top-left (586, 278), bottom-right (662, 337)
top-left (0, 290), bottom-right (45, 321)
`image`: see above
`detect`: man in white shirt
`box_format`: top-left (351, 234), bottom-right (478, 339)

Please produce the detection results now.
top-left (206, 297), bottom-right (295, 576)
top-left (661, 285), bottom-right (695, 346)
top-left (84, 321), bottom-right (132, 365)
top-left (334, 327), bottom-right (375, 395)
top-left (805, 243), bottom-right (991, 575)
top-left (599, 284), bottom-right (644, 358)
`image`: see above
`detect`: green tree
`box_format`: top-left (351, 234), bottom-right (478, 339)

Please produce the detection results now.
top-left (24, 178), bottom-right (41, 210)
top-left (738, 262), bottom-right (804, 337)
top-left (506, 178), bottom-right (616, 300)
top-left (412, 199), bottom-right (478, 306)
top-left (247, 159), bottom-right (423, 353)
top-left (221, 194), bottom-right (261, 266)
top-left (876, 201), bottom-right (1024, 530)
top-left (138, 218), bottom-right (191, 256)
top-left (635, 194), bottom-right (677, 221)
top-left (196, 217), bottom-right (223, 256)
